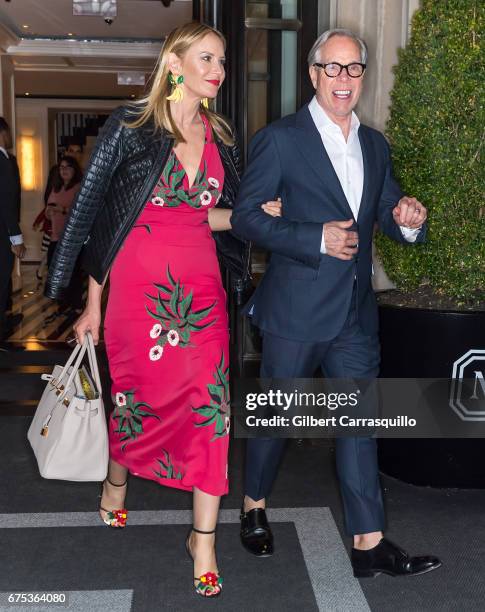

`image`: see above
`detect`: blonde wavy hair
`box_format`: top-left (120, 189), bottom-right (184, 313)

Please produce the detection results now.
top-left (125, 22), bottom-right (234, 146)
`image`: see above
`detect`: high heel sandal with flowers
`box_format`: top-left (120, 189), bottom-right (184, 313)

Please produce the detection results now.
top-left (185, 527), bottom-right (223, 598)
top-left (99, 477), bottom-right (128, 528)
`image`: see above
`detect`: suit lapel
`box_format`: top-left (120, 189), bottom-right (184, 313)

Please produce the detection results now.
top-left (289, 105), bottom-right (355, 219)
top-left (356, 125), bottom-right (373, 223)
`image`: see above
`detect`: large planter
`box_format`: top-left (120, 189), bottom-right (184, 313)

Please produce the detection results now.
top-left (377, 304), bottom-right (485, 488)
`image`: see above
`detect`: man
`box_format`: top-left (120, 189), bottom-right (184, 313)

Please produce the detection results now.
top-left (231, 29), bottom-right (441, 578)
top-left (0, 117), bottom-right (25, 350)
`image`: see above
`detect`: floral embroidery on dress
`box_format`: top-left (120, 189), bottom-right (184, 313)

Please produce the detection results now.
top-left (145, 265), bottom-right (217, 360)
top-left (149, 152), bottom-right (221, 209)
top-left (192, 352), bottom-right (230, 441)
top-left (112, 390), bottom-right (161, 450)
top-left (153, 449), bottom-right (184, 480)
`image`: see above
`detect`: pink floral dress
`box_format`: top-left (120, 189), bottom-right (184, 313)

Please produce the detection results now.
top-left (104, 115), bottom-right (230, 496)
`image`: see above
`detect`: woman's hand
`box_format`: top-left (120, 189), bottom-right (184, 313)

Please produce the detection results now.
top-left (45, 204), bottom-right (62, 220)
top-left (73, 306), bottom-right (101, 345)
top-left (261, 197), bottom-right (282, 217)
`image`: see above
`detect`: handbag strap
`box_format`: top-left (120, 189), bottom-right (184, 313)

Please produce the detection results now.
top-left (54, 338), bottom-right (83, 385)
top-left (85, 332), bottom-right (103, 399)
top-left (57, 332), bottom-right (102, 402)
top-left (58, 338), bottom-right (90, 402)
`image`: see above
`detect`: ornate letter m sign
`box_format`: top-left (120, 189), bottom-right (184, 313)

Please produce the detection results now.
top-left (450, 349), bottom-right (485, 421)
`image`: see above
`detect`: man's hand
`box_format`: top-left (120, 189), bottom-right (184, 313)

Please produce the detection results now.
top-left (323, 219), bottom-right (358, 261)
top-left (392, 196), bottom-right (427, 229)
top-left (12, 244), bottom-right (26, 259)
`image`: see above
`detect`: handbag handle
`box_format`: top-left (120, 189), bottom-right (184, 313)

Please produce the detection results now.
top-left (52, 337), bottom-right (84, 387)
top-left (58, 332), bottom-right (102, 402)
top-left (85, 332), bottom-right (103, 399)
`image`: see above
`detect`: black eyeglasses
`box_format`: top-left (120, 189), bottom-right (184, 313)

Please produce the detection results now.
top-left (313, 62), bottom-right (366, 78)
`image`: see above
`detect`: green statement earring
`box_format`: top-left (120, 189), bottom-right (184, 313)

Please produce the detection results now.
top-left (167, 73), bottom-right (184, 103)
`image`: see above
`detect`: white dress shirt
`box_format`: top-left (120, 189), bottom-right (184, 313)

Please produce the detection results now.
top-left (0, 146), bottom-right (23, 245)
top-left (307, 97), bottom-right (420, 253)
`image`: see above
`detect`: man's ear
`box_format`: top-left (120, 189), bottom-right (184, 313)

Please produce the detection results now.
top-left (309, 65), bottom-right (318, 90)
top-left (167, 52), bottom-right (182, 75)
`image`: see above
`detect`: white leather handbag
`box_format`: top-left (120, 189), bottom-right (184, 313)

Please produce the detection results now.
top-left (28, 332), bottom-right (109, 482)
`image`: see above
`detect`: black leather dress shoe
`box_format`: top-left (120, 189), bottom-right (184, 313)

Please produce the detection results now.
top-left (352, 537), bottom-right (442, 578)
top-left (240, 507), bottom-right (274, 557)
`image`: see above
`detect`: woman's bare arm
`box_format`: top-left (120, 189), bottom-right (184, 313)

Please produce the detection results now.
top-left (208, 199), bottom-right (282, 231)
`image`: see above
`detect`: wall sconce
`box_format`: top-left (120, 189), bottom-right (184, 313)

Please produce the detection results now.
top-left (18, 135), bottom-right (40, 191)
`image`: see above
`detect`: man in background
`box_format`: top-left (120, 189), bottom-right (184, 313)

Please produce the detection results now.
top-left (0, 117), bottom-right (25, 350)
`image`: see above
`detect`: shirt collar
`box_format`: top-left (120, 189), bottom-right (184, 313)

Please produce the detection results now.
top-left (308, 95), bottom-right (360, 136)
top-left (0, 147), bottom-right (9, 158)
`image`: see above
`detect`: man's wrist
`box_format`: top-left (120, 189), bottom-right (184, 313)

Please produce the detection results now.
top-left (320, 225), bottom-right (327, 254)
top-left (399, 225), bottom-right (422, 242)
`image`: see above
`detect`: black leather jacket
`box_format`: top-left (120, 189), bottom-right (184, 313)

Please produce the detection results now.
top-left (45, 106), bottom-right (250, 300)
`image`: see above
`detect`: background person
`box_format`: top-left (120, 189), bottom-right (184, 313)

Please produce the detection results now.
top-left (33, 165), bottom-right (59, 281)
top-left (0, 117), bottom-right (25, 350)
top-left (45, 156), bottom-right (83, 319)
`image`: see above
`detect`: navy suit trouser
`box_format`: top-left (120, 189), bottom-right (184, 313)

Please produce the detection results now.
top-left (245, 289), bottom-right (386, 536)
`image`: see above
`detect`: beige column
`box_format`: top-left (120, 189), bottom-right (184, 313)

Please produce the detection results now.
top-left (328, 0), bottom-right (419, 130)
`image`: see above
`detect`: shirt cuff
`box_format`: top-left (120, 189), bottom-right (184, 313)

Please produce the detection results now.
top-left (320, 227), bottom-right (327, 254)
top-left (400, 226), bottom-right (422, 242)
top-left (10, 234), bottom-right (24, 246)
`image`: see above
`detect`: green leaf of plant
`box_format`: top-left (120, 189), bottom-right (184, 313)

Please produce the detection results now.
top-left (188, 302), bottom-right (216, 323)
top-left (192, 406), bottom-right (215, 417)
top-left (166, 266), bottom-right (176, 288)
top-left (162, 154), bottom-right (175, 184)
top-left (145, 306), bottom-right (163, 322)
top-left (216, 365), bottom-right (227, 387)
top-left (135, 410), bottom-right (161, 420)
top-left (208, 383), bottom-right (223, 396)
top-left (154, 283), bottom-right (172, 294)
top-left (194, 414), bottom-right (217, 427)
top-left (170, 281), bottom-right (180, 316)
top-left (179, 291), bottom-right (193, 318)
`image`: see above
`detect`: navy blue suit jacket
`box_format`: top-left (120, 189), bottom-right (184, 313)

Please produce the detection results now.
top-left (231, 104), bottom-right (426, 342)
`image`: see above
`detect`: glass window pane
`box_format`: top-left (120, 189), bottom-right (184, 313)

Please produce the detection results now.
top-left (247, 28), bottom-right (297, 140)
top-left (246, 0), bottom-right (298, 19)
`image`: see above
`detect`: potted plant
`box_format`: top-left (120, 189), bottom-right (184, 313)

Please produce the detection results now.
top-left (375, 0), bottom-right (485, 487)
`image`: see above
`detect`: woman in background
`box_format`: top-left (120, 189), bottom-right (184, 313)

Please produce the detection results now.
top-left (33, 164), bottom-right (59, 281)
top-left (45, 156), bottom-right (84, 317)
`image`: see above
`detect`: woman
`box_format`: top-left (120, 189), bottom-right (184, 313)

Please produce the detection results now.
top-left (45, 156), bottom-right (84, 317)
top-left (45, 156), bottom-right (82, 268)
top-left (46, 22), bottom-right (280, 598)
top-left (33, 164), bottom-right (59, 281)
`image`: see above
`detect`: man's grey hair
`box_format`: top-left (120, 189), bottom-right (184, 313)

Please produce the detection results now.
top-left (307, 28), bottom-right (368, 66)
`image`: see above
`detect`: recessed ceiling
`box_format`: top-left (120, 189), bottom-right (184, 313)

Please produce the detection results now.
top-left (16, 70), bottom-right (144, 98)
top-left (0, 0), bottom-right (194, 98)
top-left (0, 0), bottom-right (192, 41)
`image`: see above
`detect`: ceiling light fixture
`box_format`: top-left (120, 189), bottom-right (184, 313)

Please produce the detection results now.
top-left (22, 24), bottom-right (30, 29)
top-left (72, 0), bottom-right (117, 18)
